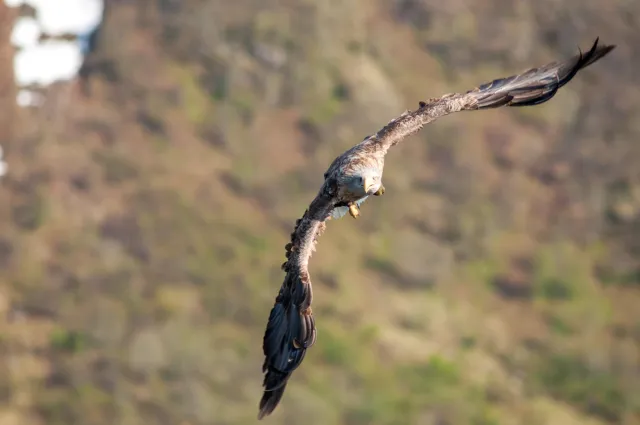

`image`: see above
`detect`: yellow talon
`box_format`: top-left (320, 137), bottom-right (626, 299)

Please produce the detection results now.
top-left (348, 203), bottom-right (360, 219)
top-left (374, 185), bottom-right (385, 196)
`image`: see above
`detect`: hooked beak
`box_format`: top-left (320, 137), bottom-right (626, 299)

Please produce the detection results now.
top-left (363, 177), bottom-right (375, 194)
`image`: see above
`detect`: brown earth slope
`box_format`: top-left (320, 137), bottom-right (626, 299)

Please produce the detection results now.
top-left (1, 1), bottom-right (639, 425)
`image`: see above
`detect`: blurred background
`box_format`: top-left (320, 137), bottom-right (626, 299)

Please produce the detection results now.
top-left (0, 1), bottom-right (639, 424)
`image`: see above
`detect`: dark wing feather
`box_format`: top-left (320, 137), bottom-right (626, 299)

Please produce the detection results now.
top-left (369, 37), bottom-right (614, 153)
top-left (468, 37), bottom-right (615, 109)
top-left (258, 189), bottom-right (334, 420)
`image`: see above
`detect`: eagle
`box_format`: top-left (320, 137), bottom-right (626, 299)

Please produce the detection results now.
top-left (258, 37), bottom-right (615, 419)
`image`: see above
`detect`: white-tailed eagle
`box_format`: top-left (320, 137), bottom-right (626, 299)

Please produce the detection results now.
top-left (258, 37), bottom-right (615, 419)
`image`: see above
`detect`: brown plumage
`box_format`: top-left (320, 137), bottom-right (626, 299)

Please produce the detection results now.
top-left (258, 37), bottom-right (615, 419)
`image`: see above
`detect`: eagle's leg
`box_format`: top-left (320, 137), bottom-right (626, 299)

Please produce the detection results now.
top-left (348, 202), bottom-right (360, 219)
top-left (373, 184), bottom-right (385, 196)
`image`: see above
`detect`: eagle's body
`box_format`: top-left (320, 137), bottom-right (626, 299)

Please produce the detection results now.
top-left (258, 38), bottom-right (615, 419)
top-left (325, 142), bottom-right (386, 218)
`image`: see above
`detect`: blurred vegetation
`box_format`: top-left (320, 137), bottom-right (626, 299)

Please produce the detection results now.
top-left (1, 0), bottom-right (639, 424)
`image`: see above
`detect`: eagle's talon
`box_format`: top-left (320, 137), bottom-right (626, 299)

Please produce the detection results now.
top-left (348, 203), bottom-right (360, 219)
top-left (373, 185), bottom-right (385, 196)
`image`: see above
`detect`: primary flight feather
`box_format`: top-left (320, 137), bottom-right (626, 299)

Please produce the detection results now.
top-left (258, 37), bottom-right (615, 419)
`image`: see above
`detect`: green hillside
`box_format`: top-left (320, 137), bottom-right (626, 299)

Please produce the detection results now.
top-left (1, 1), bottom-right (639, 424)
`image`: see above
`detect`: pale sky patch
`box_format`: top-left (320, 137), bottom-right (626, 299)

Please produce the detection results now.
top-left (3, 0), bottom-right (104, 177)
top-left (26, 0), bottom-right (104, 36)
top-left (0, 145), bottom-right (6, 178)
top-left (14, 40), bottom-right (84, 86)
top-left (4, 0), bottom-right (104, 90)
top-left (11, 16), bottom-right (41, 47)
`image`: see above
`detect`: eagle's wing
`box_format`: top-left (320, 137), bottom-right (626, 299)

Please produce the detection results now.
top-left (368, 37), bottom-right (615, 153)
top-left (258, 186), bottom-right (335, 419)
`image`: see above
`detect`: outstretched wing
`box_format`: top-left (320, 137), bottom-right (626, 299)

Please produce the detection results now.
top-left (366, 37), bottom-right (615, 153)
top-left (258, 188), bottom-right (335, 419)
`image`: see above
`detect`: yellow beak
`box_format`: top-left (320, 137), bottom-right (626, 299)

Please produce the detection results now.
top-left (363, 177), bottom-right (374, 193)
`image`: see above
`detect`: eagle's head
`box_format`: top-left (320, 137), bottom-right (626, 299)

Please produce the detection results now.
top-left (345, 167), bottom-right (382, 198)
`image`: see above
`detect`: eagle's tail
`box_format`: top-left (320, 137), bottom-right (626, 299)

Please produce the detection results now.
top-left (467, 37), bottom-right (615, 109)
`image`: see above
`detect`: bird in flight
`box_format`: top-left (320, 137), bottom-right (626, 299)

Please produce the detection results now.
top-left (258, 37), bottom-right (615, 419)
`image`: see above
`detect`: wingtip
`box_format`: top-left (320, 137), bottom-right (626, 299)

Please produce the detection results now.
top-left (257, 394), bottom-right (274, 420)
top-left (258, 384), bottom-right (286, 420)
top-left (257, 407), bottom-right (270, 421)
top-left (571, 37), bottom-right (616, 72)
top-left (591, 36), bottom-right (616, 48)
top-left (590, 36), bottom-right (616, 54)
top-left (257, 409), bottom-right (270, 421)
